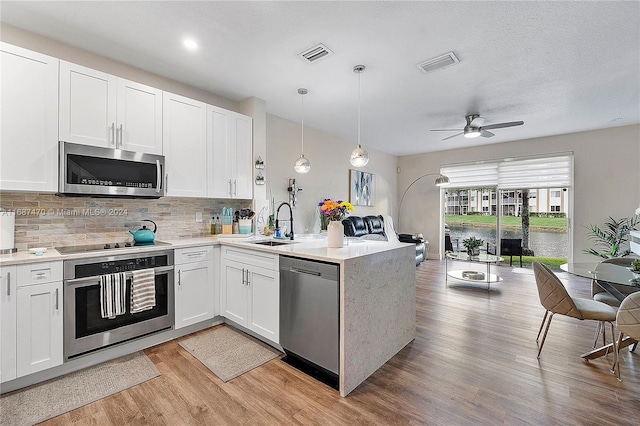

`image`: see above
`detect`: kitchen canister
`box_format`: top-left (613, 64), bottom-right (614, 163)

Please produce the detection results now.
top-left (221, 207), bottom-right (233, 234)
top-left (327, 220), bottom-right (344, 248)
top-left (0, 210), bottom-right (17, 254)
top-left (239, 219), bottom-right (252, 234)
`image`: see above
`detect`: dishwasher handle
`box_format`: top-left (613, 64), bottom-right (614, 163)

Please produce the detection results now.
top-left (286, 267), bottom-right (322, 277)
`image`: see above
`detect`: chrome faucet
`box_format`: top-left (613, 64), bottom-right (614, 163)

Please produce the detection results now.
top-left (275, 202), bottom-right (294, 240)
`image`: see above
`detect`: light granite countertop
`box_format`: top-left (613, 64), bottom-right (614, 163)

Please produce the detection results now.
top-left (218, 235), bottom-right (413, 264)
top-left (0, 234), bottom-right (413, 266)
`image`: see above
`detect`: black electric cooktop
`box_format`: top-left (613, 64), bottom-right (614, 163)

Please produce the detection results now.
top-left (56, 240), bottom-right (171, 255)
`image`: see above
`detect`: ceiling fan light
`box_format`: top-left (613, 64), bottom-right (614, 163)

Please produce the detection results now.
top-left (294, 155), bottom-right (311, 173)
top-left (350, 145), bottom-right (369, 167)
top-left (464, 129), bottom-right (481, 138)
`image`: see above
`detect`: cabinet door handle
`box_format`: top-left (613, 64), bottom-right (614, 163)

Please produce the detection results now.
top-left (55, 288), bottom-right (59, 310)
top-left (110, 123), bottom-right (115, 145)
top-left (118, 124), bottom-right (123, 147)
top-left (233, 180), bottom-right (237, 196)
top-left (228, 180), bottom-right (232, 197)
top-left (178, 270), bottom-right (181, 286)
top-left (186, 252), bottom-right (205, 258)
top-left (246, 270), bottom-right (250, 286)
top-left (6, 272), bottom-right (10, 296)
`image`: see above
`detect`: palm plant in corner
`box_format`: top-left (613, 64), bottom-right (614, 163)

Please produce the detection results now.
top-left (583, 214), bottom-right (640, 259)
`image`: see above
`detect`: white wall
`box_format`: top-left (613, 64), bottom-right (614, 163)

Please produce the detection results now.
top-left (399, 125), bottom-right (640, 262)
top-left (266, 114), bottom-right (398, 235)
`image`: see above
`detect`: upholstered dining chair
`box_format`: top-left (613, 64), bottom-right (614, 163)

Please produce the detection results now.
top-left (613, 291), bottom-right (640, 380)
top-left (591, 258), bottom-right (637, 347)
top-left (592, 257), bottom-right (635, 307)
top-left (533, 261), bottom-right (618, 363)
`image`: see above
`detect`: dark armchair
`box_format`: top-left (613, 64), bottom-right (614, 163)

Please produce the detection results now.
top-left (487, 238), bottom-right (523, 267)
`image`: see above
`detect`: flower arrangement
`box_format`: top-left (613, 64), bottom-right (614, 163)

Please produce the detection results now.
top-left (318, 198), bottom-right (354, 223)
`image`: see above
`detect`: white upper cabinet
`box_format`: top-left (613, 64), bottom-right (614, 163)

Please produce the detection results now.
top-left (233, 114), bottom-right (253, 199)
top-left (162, 92), bottom-right (208, 197)
top-left (59, 61), bottom-right (163, 154)
top-left (207, 105), bottom-right (253, 199)
top-left (0, 43), bottom-right (59, 192)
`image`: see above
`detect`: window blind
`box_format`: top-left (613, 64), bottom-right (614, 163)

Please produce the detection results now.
top-left (497, 155), bottom-right (572, 189)
top-left (441, 154), bottom-right (572, 189)
top-left (440, 162), bottom-right (498, 189)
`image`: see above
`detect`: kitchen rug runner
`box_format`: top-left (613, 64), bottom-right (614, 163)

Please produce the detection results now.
top-left (179, 326), bottom-right (281, 382)
top-left (0, 351), bottom-right (160, 426)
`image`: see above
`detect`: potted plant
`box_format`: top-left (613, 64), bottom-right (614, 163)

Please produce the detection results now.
top-left (462, 236), bottom-right (484, 256)
top-left (583, 215), bottom-right (639, 259)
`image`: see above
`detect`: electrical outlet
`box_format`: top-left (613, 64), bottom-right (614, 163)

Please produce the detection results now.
top-left (195, 212), bottom-right (202, 223)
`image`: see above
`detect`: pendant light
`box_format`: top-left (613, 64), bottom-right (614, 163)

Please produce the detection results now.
top-left (350, 64), bottom-right (369, 167)
top-left (294, 88), bottom-right (311, 173)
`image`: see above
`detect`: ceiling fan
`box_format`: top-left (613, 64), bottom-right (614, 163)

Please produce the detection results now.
top-left (431, 114), bottom-right (524, 141)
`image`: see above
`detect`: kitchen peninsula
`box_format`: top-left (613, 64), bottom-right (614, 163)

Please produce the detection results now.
top-left (0, 236), bottom-right (416, 397)
top-left (222, 236), bottom-right (417, 397)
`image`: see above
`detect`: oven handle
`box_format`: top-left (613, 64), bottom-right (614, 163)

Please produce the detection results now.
top-left (65, 265), bottom-right (174, 286)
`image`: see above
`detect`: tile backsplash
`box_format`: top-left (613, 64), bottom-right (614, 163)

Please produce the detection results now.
top-left (0, 191), bottom-right (251, 251)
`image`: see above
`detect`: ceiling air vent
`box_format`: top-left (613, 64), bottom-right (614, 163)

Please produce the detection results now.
top-left (417, 51), bottom-right (460, 74)
top-left (297, 43), bottom-right (333, 63)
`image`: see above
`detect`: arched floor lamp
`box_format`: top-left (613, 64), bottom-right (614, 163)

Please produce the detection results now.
top-left (397, 173), bottom-right (450, 231)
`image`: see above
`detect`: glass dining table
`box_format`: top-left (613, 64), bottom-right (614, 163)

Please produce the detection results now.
top-left (561, 261), bottom-right (640, 360)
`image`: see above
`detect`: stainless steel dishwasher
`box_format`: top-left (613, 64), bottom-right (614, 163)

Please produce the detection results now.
top-left (279, 255), bottom-right (339, 389)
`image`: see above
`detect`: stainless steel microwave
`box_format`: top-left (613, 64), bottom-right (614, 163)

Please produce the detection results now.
top-left (58, 141), bottom-right (166, 198)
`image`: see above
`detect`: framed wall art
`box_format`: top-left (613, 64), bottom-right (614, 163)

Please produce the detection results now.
top-left (349, 169), bottom-right (375, 206)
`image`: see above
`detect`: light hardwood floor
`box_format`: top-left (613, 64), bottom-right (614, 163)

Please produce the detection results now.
top-left (44, 260), bottom-right (639, 425)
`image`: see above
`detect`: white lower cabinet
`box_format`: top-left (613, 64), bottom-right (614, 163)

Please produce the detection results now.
top-left (174, 246), bottom-right (217, 329)
top-left (220, 247), bottom-right (279, 343)
top-left (14, 262), bottom-right (64, 378)
top-left (0, 265), bottom-right (17, 383)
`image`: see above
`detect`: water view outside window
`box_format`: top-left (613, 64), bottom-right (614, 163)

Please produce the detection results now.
top-left (444, 187), bottom-right (568, 259)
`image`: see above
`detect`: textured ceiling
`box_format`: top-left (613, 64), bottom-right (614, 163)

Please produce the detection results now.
top-left (1, 1), bottom-right (639, 156)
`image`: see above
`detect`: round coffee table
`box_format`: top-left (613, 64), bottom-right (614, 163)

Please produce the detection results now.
top-left (445, 252), bottom-right (504, 290)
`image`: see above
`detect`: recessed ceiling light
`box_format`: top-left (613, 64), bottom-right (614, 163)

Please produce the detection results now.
top-left (183, 39), bottom-right (198, 50)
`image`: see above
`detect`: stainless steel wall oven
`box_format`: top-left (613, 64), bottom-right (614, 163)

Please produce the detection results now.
top-left (63, 250), bottom-right (174, 359)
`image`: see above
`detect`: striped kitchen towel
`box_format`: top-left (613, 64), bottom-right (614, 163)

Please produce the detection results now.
top-left (131, 268), bottom-right (156, 313)
top-left (100, 272), bottom-right (127, 319)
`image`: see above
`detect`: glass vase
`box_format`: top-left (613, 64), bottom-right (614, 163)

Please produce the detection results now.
top-left (320, 214), bottom-right (329, 232)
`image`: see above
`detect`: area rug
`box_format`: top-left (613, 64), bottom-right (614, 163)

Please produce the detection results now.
top-left (179, 326), bottom-right (281, 382)
top-left (0, 351), bottom-right (159, 426)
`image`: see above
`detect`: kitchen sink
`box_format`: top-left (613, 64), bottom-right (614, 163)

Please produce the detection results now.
top-left (251, 240), bottom-right (293, 246)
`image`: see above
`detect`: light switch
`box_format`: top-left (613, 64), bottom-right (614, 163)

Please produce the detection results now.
top-left (195, 212), bottom-right (202, 223)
